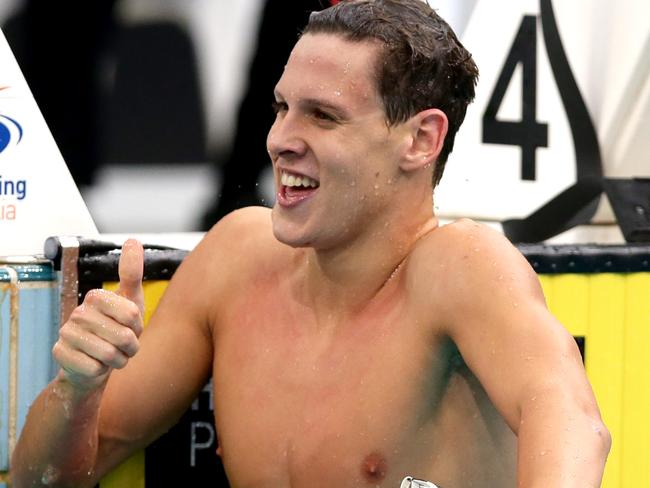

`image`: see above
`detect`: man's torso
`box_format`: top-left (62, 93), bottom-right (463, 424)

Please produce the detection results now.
top-left (207, 211), bottom-right (516, 487)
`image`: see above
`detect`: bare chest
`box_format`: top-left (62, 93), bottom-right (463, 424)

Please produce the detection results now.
top-left (211, 286), bottom-right (448, 487)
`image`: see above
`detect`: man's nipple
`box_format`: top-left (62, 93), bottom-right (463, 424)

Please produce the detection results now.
top-left (361, 452), bottom-right (388, 483)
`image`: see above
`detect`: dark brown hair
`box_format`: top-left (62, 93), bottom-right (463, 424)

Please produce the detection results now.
top-left (304, 0), bottom-right (479, 186)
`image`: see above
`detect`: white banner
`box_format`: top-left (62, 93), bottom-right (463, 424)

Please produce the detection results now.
top-left (0, 29), bottom-right (98, 257)
top-left (435, 0), bottom-right (650, 224)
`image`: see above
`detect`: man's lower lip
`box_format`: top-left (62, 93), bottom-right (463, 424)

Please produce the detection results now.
top-left (277, 186), bottom-right (318, 207)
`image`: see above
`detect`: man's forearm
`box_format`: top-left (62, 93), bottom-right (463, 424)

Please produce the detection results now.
top-left (516, 395), bottom-right (611, 487)
top-left (11, 374), bottom-right (104, 488)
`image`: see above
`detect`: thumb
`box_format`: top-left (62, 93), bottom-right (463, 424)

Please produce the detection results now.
top-left (118, 238), bottom-right (145, 316)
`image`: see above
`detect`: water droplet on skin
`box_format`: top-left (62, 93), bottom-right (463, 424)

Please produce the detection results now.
top-left (41, 465), bottom-right (61, 485)
top-left (334, 90), bottom-right (341, 96)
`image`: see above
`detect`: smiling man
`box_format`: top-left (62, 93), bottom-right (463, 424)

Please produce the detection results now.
top-left (12, 1), bottom-right (609, 487)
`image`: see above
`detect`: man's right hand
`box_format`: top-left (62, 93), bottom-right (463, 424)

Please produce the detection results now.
top-left (52, 239), bottom-right (145, 391)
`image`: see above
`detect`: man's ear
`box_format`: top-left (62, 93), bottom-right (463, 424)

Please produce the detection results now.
top-left (399, 108), bottom-right (448, 172)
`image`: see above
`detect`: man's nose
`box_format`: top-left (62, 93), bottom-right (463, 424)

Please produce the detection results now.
top-left (267, 114), bottom-right (308, 161)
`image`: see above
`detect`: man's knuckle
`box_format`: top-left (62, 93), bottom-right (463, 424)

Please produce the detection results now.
top-left (127, 303), bottom-right (141, 323)
top-left (102, 347), bottom-right (117, 363)
top-left (52, 341), bottom-right (64, 360)
top-left (115, 328), bottom-right (135, 348)
top-left (88, 361), bottom-right (106, 377)
top-left (84, 289), bottom-right (103, 304)
top-left (113, 353), bottom-right (129, 369)
top-left (58, 325), bottom-right (75, 342)
top-left (69, 306), bottom-right (88, 323)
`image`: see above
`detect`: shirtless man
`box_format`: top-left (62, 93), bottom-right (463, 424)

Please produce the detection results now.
top-left (12, 1), bottom-right (610, 487)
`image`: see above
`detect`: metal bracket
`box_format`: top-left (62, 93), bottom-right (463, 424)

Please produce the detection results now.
top-left (603, 178), bottom-right (650, 243)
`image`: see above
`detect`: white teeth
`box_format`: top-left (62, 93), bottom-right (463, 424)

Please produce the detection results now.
top-left (281, 171), bottom-right (319, 188)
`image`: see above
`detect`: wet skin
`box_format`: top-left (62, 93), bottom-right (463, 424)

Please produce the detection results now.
top-left (209, 33), bottom-right (516, 486)
top-left (11, 32), bottom-right (607, 488)
top-left (210, 211), bottom-right (516, 488)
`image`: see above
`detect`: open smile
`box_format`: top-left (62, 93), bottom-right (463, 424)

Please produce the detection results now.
top-left (277, 170), bottom-right (320, 207)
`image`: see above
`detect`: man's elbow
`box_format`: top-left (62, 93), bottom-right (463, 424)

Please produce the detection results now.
top-left (576, 399), bottom-right (611, 464)
top-left (592, 417), bottom-right (612, 460)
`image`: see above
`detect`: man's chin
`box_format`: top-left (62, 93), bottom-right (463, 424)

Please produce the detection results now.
top-left (273, 232), bottom-right (313, 249)
top-left (271, 212), bottom-right (312, 248)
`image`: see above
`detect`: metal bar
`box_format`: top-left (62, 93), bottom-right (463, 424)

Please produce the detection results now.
top-left (5, 267), bottom-right (18, 467)
top-left (56, 237), bottom-right (80, 326)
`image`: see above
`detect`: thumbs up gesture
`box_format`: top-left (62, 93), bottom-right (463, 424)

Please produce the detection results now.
top-left (117, 239), bottom-right (145, 317)
top-left (53, 239), bottom-right (145, 391)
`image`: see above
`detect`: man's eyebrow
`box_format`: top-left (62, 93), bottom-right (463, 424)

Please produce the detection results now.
top-left (300, 98), bottom-right (349, 117)
top-left (274, 90), bottom-right (350, 118)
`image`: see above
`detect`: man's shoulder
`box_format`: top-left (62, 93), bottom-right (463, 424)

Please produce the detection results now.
top-left (203, 206), bottom-right (276, 250)
top-left (407, 218), bottom-right (536, 298)
top-left (170, 206), bottom-right (288, 300)
top-left (413, 218), bottom-right (512, 261)
top-left (405, 218), bottom-right (543, 331)
top-left (206, 205), bottom-right (273, 235)
top-left (185, 206), bottom-right (282, 275)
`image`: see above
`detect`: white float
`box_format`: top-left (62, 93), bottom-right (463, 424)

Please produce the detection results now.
top-left (0, 29), bottom-right (98, 258)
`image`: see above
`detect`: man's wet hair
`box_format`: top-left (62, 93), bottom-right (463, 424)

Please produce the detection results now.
top-left (304, 0), bottom-right (479, 186)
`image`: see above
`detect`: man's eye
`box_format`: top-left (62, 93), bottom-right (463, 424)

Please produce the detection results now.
top-left (313, 109), bottom-right (335, 122)
top-left (272, 101), bottom-right (287, 114)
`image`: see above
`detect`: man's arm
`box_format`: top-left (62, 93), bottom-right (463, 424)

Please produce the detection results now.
top-left (10, 231), bottom-right (217, 487)
top-left (10, 239), bottom-right (146, 487)
top-left (434, 221), bottom-right (610, 487)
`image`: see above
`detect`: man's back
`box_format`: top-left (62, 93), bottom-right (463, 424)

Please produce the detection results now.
top-left (205, 207), bottom-right (516, 487)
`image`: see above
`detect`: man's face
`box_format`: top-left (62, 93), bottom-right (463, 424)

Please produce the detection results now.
top-left (268, 33), bottom-right (408, 250)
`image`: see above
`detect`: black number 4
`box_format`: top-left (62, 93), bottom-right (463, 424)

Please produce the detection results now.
top-left (482, 15), bottom-right (549, 181)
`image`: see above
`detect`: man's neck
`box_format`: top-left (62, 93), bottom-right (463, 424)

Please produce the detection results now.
top-left (298, 209), bottom-right (438, 325)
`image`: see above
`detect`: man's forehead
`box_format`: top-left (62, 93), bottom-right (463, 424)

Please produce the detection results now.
top-left (290, 33), bottom-right (380, 71)
top-left (278, 33), bottom-right (381, 101)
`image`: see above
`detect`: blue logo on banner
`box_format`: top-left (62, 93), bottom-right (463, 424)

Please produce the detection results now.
top-left (0, 114), bottom-right (24, 155)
